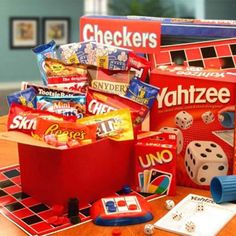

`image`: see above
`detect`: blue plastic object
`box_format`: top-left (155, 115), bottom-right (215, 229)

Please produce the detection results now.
top-left (220, 112), bottom-right (235, 128)
top-left (210, 175), bottom-right (236, 203)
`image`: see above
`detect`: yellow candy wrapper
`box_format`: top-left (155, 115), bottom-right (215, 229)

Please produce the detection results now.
top-left (77, 108), bottom-right (134, 141)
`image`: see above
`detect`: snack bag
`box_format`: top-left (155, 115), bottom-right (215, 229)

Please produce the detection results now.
top-left (7, 87), bottom-right (37, 108)
top-left (88, 67), bottom-right (135, 96)
top-left (44, 58), bottom-right (89, 93)
top-left (35, 117), bottom-right (97, 148)
top-left (7, 103), bottom-right (76, 135)
top-left (36, 95), bottom-right (86, 119)
top-left (77, 108), bottom-right (134, 141)
top-left (86, 88), bottom-right (149, 125)
top-left (32, 40), bottom-right (57, 85)
top-left (125, 78), bottom-right (160, 109)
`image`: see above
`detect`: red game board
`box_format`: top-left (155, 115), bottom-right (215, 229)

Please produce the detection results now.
top-left (149, 38), bottom-right (236, 70)
top-left (0, 165), bottom-right (163, 236)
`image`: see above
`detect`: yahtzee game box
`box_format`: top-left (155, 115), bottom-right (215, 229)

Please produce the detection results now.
top-left (150, 65), bottom-right (236, 188)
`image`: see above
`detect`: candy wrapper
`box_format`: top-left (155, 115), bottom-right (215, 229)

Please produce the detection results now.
top-left (7, 87), bottom-right (37, 108)
top-left (88, 67), bottom-right (135, 96)
top-left (21, 82), bottom-right (84, 97)
top-left (37, 95), bottom-right (86, 119)
top-left (32, 40), bottom-right (57, 85)
top-left (77, 108), bottom-right (134, 141)
top-left (86, 88), bottom-right (149, 125)
top-left (44, 58), bottom-right (89, 93)
top-left (7, 103), bottom-right (76, 135)
top-left (125, 78), bottom-right (159, 109)
top-left (35, 117), bottom-right (97, 148)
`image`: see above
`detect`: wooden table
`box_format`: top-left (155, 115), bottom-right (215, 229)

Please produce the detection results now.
top-left (0, 116), bottom-right (235, 236)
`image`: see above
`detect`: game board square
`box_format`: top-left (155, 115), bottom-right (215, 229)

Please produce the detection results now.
top-left (170, 50), bottom-right (186, 65)
top-left (186, 48), bottom-right (201, 60)
top-left (22, 215), bottom-right (43, 225)
top-left (188, 60), bottom-right (204, 67)
top-left (13, 192), bottom-right (30, 200)
top-left (5, 202), bottom-right (24, 212)
top-left (0, 180), bottom-right (14, 189)
top-left (0, 195), bottom-right (15, 206)
top-left (216, 45), bottom-right (231, 57)
top-left (29, 203), bottom-right (50, 213)
top-left (201, 47), bottom-right (217, 58)
top-left (4, 185), bottom-right (21, 195)
top-left (0, 173), bottom-right (7, 181)
top-left (30, 221), bottom-right (53, 233)
top-left (158, 51), bottom-right (171, 64)
top-left (10, 176), bottom-right (21, 185)
top-left (137, 192), bottom-right (154, 198)
top-left (3, 169), bottom-right (20, 178)
top-left (220, 56), bottom-right (235, 69)
top-left (13, 208), bottom-right (34, 218)
top-left (21, 197), bottom-right (42, 207)
top-left (230, 44), bottom-right (236, 55)
top-left (0, 190), bottom-right (7, 197)
top-left (80, 207), bottom-right (90, 217)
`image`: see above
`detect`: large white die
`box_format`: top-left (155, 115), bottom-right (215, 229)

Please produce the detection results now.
top-left (184, 141), bottom-right (228, 185)
top-left (159, 127), bottom-right (183, 154)
top-left (201, 111), bottom-right (215, 124)
top-left (175, 111), bottom-right (193, 130)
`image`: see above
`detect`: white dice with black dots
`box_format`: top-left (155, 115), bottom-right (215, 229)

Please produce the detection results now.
top-left (175, 111), bottom-right (193, 130)
top-left (159, 127), bottom-right (183, 154)
top-left (184, 141), bottom-right (228, 185)
top-left (201, 111), bottom-right (215, 124)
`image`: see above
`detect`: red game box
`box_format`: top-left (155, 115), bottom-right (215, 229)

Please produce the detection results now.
top-left (150, 65), bottom-right (236, 189)
top-left (149, 38), bottom-right (236, 70)
top-left (0, 131), bottom-right (135, 207)
top-left (134, 132), bottom-right (177, 196)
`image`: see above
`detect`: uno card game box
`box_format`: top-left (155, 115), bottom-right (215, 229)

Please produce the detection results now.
top-left (135, 132), bottom-right (177, 196)
top-left (150, 65), bottom-right (236, 189)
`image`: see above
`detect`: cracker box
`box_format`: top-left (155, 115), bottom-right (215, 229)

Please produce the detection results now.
top-left (150, 65), bottom-right (236, 189)
top-left (0, 131), bottom-right (135, 207)
top-left (135, 132), bottom-right (177, 196)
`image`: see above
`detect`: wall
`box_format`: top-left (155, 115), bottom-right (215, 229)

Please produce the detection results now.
top-left (205, 0), bottom-right (236, 19)
top-left (0, 0), bottom-right (84, 88)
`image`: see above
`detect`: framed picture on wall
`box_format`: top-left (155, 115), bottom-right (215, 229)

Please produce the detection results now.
top-left (10, 17), bottom-right (39, 49)
top-left (42, 17), bottom-right (70, 45)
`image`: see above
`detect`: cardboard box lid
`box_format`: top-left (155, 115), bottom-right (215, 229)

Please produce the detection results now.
top-left (0, 131), bottom-right (57, 149)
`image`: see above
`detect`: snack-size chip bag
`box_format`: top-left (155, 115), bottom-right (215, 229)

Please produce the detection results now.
top-left (125, 78), bottom-right (160, 109)
top-left (77, 108), bottom-right (134, 141)
top-left (32, 40), bottom-right (57, 85)
top-left (7, 87), bottom-right (37, 108)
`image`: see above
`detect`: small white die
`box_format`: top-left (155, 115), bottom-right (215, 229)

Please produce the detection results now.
top-left (165, 199), bottom-right (175, 210)
top-left (144, 224), bottom-right (154, 235)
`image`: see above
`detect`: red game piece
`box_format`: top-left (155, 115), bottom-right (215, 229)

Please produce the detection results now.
top-left (112, 228), bottom-right (121, 236)
top-left (52, 204), bottom-right (64, 216)
top-left (46, 216), bottom-right (58, 224)
top-left (117, 200), bottom-right (126, 207)
top-left (128, 204), bottom-right (137, 210)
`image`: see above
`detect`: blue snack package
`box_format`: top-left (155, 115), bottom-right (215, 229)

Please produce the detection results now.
top-left (125, 78), bottom-right (160, 109)
top-left (7, 87), bottom-right (37, 108)
top-left (36, 95), bottom-right (86, 119)
top-left (32, 40), bottom-right (57, 85)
